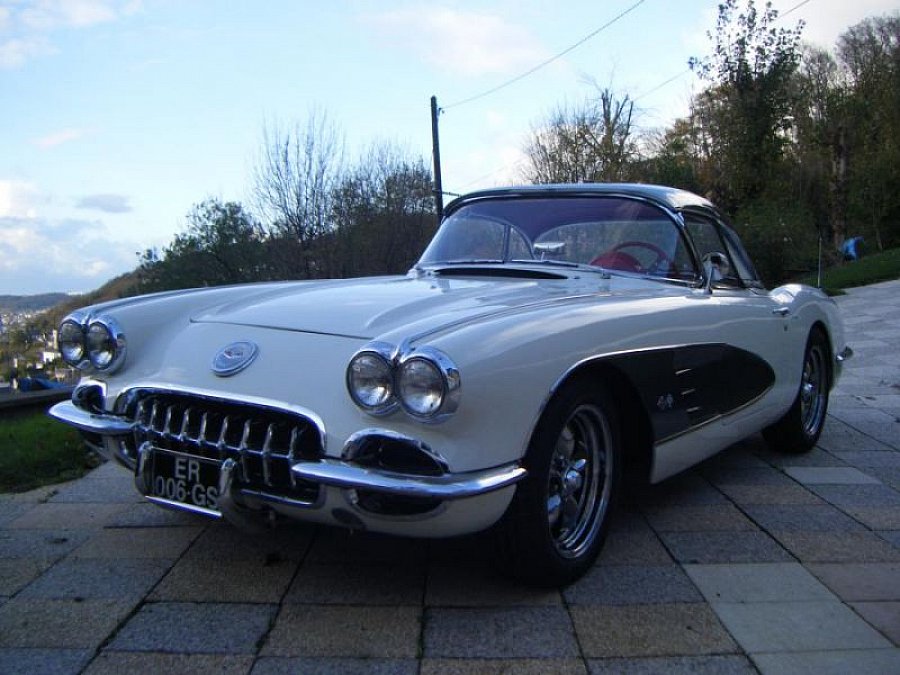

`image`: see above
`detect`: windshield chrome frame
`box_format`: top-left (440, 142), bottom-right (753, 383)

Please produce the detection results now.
top-left (416, 192), bottom-right (706, 289)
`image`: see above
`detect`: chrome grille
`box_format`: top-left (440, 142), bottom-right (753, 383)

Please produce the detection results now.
top-left (128, 391), bottom-right (322, 501)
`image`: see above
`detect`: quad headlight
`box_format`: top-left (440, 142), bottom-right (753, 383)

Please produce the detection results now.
top-left (58, 314), bottom-right (126, 373)
top-left (346, 344), bottom-right (460, 422)
top-left (58, 319), bottom-right (87, 366)
top-left (347, 348), bottom-right (396, 414)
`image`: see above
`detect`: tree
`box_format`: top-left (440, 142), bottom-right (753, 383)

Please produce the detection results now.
top-left (838, 14), bottom-right (900, 251)
top-left (689, 0), bottom-right (804, 210)
top-left (521, 88), bottom-right (637, 184)
top-left (253, 110), bottom-right (346, 278)
top-left (138, 199), bottom-right (267, 292)
top-left (329, 143), bottom-right (436, 277)
top-left (792, 45), bottom-right (850, 251)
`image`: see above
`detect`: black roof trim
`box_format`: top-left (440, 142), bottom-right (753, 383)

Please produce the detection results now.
top-left (445, 183), bottom-right (715, 215)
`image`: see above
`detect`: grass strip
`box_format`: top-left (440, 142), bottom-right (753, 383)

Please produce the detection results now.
top-left (0, 410), bottom-right (96, 493)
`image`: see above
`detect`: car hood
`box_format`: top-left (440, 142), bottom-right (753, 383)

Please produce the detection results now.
top-left (190, 272), bottom-right (651, 339)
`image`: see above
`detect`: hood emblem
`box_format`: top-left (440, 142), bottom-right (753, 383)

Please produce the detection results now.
top-left (212, 341), bottom-right (259, 377)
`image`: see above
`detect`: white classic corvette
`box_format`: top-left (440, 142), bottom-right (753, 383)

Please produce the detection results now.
top-left (50, 184), bottom-right (850, 585)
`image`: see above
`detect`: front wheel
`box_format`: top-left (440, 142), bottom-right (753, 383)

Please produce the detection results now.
top-left (494, 378), bottom-right (621, 586)
top-left (763, 329), bottom-right (831, 453)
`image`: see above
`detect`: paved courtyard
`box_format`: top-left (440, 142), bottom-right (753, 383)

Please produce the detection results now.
top-left (1, 280), bottom-right (899, 674)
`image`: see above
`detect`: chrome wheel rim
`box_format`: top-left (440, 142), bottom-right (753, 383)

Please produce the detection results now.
top-left (545, 404), bottom-right (613, 559)
top-left (800, 343), bottom-right (827, 437)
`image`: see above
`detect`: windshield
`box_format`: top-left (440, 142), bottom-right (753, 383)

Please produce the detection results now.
top-left (419, 196), bottom-right (699, 282)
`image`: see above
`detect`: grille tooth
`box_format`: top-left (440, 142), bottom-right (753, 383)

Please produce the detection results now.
top-left (288, 427), bottom-right (303, 488)
top-left (179, 408), bottom-right (192, 442)
top-left (217, 416), bottom-right (230, 458)
top-left (261, 424), bottom-right (275, 486)
top-left (239, 419), bottom-right (252, 480)
top-left (150, 401), bottom-right (160, 430)
top-left (163, 405), bottom-right (174, 435)
top-left (198, 412), bottom-right (209, 444)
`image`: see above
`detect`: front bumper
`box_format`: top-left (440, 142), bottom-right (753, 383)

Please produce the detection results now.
top-left (49, 398), bottom-right (525, 526)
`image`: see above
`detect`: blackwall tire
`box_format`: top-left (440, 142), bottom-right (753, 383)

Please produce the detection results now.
top-left (494, 378), bottom-right (621, 587)
top-left (763, 329), bottom-right (830, 454)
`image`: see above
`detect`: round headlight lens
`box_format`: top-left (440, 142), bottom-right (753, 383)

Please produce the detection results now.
top-left (86, 321), bottom-right (116, 369)
top-left (398, 357), bottom-right (445, 417)
top-left (58, 320), bottom-right (85, 365)
top-left (347, 352), bottom-right (394, 410)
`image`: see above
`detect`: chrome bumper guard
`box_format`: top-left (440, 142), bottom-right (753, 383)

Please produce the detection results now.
top-left (48, 400), bottom-right (135, 435)
top-left (291, 458), bottom-right (527, 500)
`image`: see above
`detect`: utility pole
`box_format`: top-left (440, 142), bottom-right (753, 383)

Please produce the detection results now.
top-left (430, 95), bottom-right (444, 221)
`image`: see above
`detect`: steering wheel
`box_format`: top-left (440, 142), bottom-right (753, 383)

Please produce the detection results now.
top-left (591, 241), bottom-right (673, 274)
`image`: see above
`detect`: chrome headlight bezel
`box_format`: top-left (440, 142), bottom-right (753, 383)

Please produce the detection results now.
top-left (397, 347), bottom-right (461, 422)
top-left (57, 313), bottom-right (126, 374)
top-left (346, 342), bottom-right (460, 423)
top-left (346, 342), bottom-right (398, 416)
top-left (58, 318), bottom-right (88, 368)
top-left (86, 316), bottom-right (126, 371)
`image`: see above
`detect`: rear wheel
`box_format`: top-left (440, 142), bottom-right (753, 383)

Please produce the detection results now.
top-left (763, 329), bottom-right (830, 453)
top-left (494, 378), bottom-right (621, 586)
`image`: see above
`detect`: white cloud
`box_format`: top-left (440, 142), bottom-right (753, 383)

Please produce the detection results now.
top-left (76, 193), bottom-right (132, 213)
top-left (0, 180), bottom-right (40, 219)
top-left (0, 215), bottom-right (137, 294)
top-left (369, 7), bottom-right (547, 76)
top-left (788, 0), bottom-right (899, 48)
top-left (0, 0), bottom-right (138, 69)
top-left (34, 127), bottom-right (89, 149)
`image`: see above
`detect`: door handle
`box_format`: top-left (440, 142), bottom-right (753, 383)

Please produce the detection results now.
top-left (772, 307), bottom-right (790, 317)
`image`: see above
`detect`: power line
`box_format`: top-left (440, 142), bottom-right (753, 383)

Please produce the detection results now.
top-left (782, 0), bottom-right (813, 17)
top-left (442, 0), bottom-right (647, 110)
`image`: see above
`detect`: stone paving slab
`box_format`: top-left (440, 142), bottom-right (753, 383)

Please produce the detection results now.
top-left (108, 602), bottom-right (277, 654)
top-left (0, 558), bottom-right (53, 595)
top-left (751, 648), bottom-right (900, 675)
top-left (563, 564), bottom-right (702, 605)
top-left (852, 601), bottom-right (900, 645)
top-left (6, 503), bottom-right (127, 530)
top-left (784, 466), bottom-right (882, 484)
top-left (262, 605), bottom-right (421, 658)
top-left (712, 600), bottom-right (892, 652)
top-left (0, 528), bottom-right (91, 560)
top-left (570, 603), bottom-right (737, 658)
top-left (0, 598), bottom-right (135, 649)
top-left (807, 562), bottom-right (900, 601)
top-left (151, 557), bottom-right (297, 604)
top-left (285, 562), bottom-right (424, 606)
top-left (17, 557), bottom-right (171, 600)
top-left (658, 530), bottom-right (793, 564)
top-left (684, 563), bottom-right (836, 603)
top-left (424, 606), bottom-right (579, 658)
top-left (0, 648), bottom-right (93, 675)
top-left (253, 657), bottom-right (418, 675)
top-left (72, 525), bottom-right (203, 559)
top-left (774, 531), bottom-right (900, 562)
top-left (587, 655), bottom-right (756, 674)
top-left (423, 563), bottom-right (561, 607)
top-left (83, 652), bottom-right (254, 675)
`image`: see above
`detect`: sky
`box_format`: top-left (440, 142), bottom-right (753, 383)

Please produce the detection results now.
top-left (1, 0), bottom-right (896, 296)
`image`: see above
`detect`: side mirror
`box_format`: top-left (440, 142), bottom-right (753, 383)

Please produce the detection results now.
top-left (533, 241), bottom-right (566, 259)
top-left (702, 251), bottom-right (732, 291)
